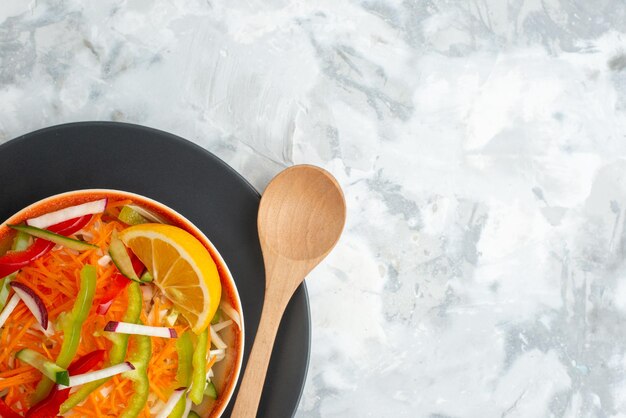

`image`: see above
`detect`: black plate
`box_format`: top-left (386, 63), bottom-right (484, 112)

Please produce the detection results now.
top-left (0, 122), bottom-right (310, 417)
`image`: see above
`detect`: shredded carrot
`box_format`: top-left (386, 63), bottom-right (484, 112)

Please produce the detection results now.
top-left (206, 354), bottom-right (218, 372)
top-left (0, 318), bottom-right (35, 365)
top-left (89, 389), bottom-right (103, 417)
top-left (106, 199), bottom-right (134, 209)
top-left (148, 379), bottom-right (168, 403)
top-left (5, 386), bottom-right (15, 406)
top-left (71, 405), bottom-right (95, 416)
top-left (0, 365), bottom-right (32, 379)
top-left (111, 376), bottom-right (129, 410)
top-left (41, 341), bottom-right (53, 360)
top-left (0, 370), bottom-right (40, 390)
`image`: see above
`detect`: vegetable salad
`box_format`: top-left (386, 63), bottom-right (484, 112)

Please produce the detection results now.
top-left (0, 197), bottom-right (241, 417)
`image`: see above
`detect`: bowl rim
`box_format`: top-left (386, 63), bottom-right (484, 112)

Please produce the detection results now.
top-left (1, 188), bottom-right (245, 417)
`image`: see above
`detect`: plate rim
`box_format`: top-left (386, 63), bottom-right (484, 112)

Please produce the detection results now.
top-left (1, 121), bottom-right (312, 417)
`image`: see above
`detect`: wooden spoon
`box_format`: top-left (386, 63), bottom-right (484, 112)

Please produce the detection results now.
top-left (231, 164), bottom-right (346, 417)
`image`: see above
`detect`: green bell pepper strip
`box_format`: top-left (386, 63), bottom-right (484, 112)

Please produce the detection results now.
top-left (108, 282), bottom-right (143, 362)
top-left (0, 232), bottom-right (31, 310)
top-left (34, 264), bottom-right (97, 402)
top-left (59, 282), bottom-right (143, 414)
top-left (189, 328), bottom-right (208, 405)
top-left (120, 333), bottom-right (151, 418)
top-left (168, 395), bottom-right (188, 418)
top-left (57, 265), bottom-right (97, 366)
top-left (168, 330), bottom-right (195, 418)
top-left (176, 331), bottom-right (194, 387)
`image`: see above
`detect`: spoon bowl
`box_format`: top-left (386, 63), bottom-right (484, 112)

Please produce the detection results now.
top-left (232, 164), bottom-right (346, 417)
top-left (259, 164), bottom-right (346, 262)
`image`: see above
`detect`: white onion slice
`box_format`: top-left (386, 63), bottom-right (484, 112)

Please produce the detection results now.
top-left (126, 204), bottom-right (168, 224)
top-left (208, 350), bottom-right (226, 363)
top-left (26, 198), bottom-right (107, 229)
top-left (149, 397), bottom-right (165, 415)
top-left (99, 386), bottom-right (112, 398)
top-left (97, 255), bottom-right (112, 266)
top-left (209, 349), bottom-right (225, 358)
top-left (0, 294), bottom-right (20, 328)
top-left (155, 388), bottom-right (186, 418)
top-left (212, 319), bottom-right (233, 333)
top-left (141, 285), bottom-right (154, 302)
top-left (105, 321), bottom-right (178, 338)
top-left (210, 325), bottom-right (227, 349)
top-left (220, 301), bottom-right (241, 330)
top-left (61, 362), bottom-right (134, 388)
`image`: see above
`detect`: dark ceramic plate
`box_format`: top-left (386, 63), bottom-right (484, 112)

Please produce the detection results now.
top-left (0, 122), bottom-right (310, 417)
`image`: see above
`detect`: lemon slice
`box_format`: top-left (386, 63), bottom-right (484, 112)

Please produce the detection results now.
top-left (119, 224), bottom-right (221, 333)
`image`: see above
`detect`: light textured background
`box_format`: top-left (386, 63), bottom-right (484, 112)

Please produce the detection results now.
top-left (2, 1), bottom-right (626, 417)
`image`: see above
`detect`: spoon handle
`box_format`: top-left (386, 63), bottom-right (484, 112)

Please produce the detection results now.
top-left (231, 294), bottom-right (285, 418)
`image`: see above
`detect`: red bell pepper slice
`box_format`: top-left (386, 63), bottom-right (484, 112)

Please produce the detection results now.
top-left (130, 253), bottom-right (145, 276)
top-left (96, 252), bottom-right (145, 315)
top-left (0, 397), bottom-right (21, 418)
top-left (47, 215), bottom-right (92, 235)
top-left (0, 239), bottom-right (55, 277)
top-left (0, 215), bottom-right (92, 278)
top-left (25, 349), bottom-right (105, 418)
top-left (96, 273), bottom-right (129, 315)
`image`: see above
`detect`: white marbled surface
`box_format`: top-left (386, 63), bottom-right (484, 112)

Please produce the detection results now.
top-left (2, 1), bottom-right (626, 417)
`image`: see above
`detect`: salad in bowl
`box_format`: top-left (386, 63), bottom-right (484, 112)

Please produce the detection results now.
top-left (0, 190), bottom-right (244, 417)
